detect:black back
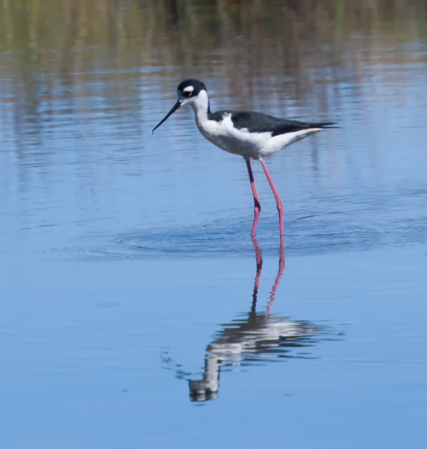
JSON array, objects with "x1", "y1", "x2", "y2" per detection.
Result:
[{"x1": 209, "y1": 110, "x2": 335, "y2": 136}]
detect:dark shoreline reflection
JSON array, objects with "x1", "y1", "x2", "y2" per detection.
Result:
[
  {"x1": 163, "y1": 239, "x2": 334, "y2": 403},
  {"x1": 2, "y1": 0, "x2": 427, "y2": 151}
]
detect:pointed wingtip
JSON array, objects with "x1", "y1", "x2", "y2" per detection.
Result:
[
  {"x1": 321, "y1": 122, "x2": 339, "y2": 129},
  {"x1": 310, "y1": 122, "x2": 339, "y2": 129}
]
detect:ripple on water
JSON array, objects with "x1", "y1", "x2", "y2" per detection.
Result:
[{"x1": 70, "y1": 189, "x2": 427, "y2": 260}]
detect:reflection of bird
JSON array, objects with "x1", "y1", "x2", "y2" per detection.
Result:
[
  {"x1": 152, "y1": 79, "x2": 336, "y2": 239},
  {"x1": 162, "y1": 239, "x2": 326, "y2": 403},
  {"x1": 189, "y1": 317, "x2": 317, "y2": 402}
]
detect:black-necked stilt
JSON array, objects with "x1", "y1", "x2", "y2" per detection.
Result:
[{"x1": 152, "y1": 79, "x2": 336, "y2": 240}]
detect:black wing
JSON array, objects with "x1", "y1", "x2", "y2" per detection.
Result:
[{"x1": 210, "y1": 110, "x2": 336, "y2": 136}]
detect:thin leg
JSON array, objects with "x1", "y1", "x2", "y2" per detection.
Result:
[
  {"x1": 259, "y1": 159, "x2": 284, "y2": 238},
  {"x1": 246, "y1": 159, "x2": 261, "y2": 236}
]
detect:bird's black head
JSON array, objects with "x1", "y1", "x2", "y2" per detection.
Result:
[
  {"x1": 152, "y1": 79, "x2": 208, "y2": 133},
  {"x1": 177, "y1": 79, "x2": 207, "y2": 99}
]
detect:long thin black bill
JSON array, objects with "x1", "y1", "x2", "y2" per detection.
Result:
[{"x1": 151, "y1": 101, "x2": 181, "y2": 134}]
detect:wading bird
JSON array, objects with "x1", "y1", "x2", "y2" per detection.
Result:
[{"x1": 152, "y1": 79, "x2": 336, "y2": 241}]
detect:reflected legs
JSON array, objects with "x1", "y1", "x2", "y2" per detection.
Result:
[
  {"x1": 250, "y1": 237, "x2": 285, "y2": 316},
  {"x1": 251, "y1": 236, "x2": 263, "y2": 313},
  {"x1": 266, "y1": 245, "x2": 285, "y2": 315}
]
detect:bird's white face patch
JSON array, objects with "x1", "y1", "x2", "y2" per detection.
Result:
[{"x1": 177, "y1": 85, "x2": 199, "y2": 105}]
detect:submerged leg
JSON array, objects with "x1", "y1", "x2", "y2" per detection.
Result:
[
  {"x1": 246, "y1": 159, "x2": 261, "y2": 236},
  {"x1": 259, "y1": 159, "x2": 284, "y2": 238}
]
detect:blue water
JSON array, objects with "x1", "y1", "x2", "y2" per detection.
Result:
[
  {"x1": 1, "y1": 13, "x2": 427, "y2": 449},
  {"x1": 1, "y1": 247, "x2": 426, "y2": 448}
]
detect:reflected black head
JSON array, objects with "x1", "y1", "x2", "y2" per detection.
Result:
[
  {"x1": 177, "y1": 79, "x2": 207, "y2": 98},
  {"x1": 189, "y1": 380, "x2": 218, "y2": 402}
]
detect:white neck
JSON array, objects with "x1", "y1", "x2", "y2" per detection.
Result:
[{"x1": 189, "y1": 90, "x2": 210, "y2": 126}]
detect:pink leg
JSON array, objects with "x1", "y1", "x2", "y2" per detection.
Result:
[
  {"x1": 259, "y1": 159, "x2": 284, "y2": 238},
  {"x1": 246, "y1": 160, "x2": 261, "y2": 236}
]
